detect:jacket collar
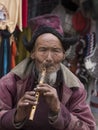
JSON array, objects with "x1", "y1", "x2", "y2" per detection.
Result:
[
  {"x1": 11, "y1": 57, "x2": 33, "y2": 79},
  {"x1": 11, "y1": 57, "x2": 82, "y2": 89},
  {"x1": 60, "y1": 63, "x2": 81, "y2": 88}
]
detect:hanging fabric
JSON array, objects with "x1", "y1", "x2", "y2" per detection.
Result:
[
  {"x1": 0, "y1": 37, "x2": 4, "y2": 78},
  {"x1": 0, "y1": 30, "x2": 11, "y2": 78},
  {"x1": 22, "y1": 0, "x2": 28, "y2": 28},
  {"x1": 0, "y1": 0, "x2": 22, "y2": 33},
  {"x1": 10, "y1": 35, "x2": 17, "y2": 68}
]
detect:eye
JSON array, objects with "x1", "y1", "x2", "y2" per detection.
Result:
[
  {"x1": 38, "y1": 47, "x2": 47, "y2": 52},
  {"x1": 52, "y1": 48, "x2": 62, "y2": 53}
]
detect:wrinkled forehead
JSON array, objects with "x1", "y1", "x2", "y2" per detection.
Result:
[{"x1": 34, "y1": 33, "x2": 63, "y2": 48}]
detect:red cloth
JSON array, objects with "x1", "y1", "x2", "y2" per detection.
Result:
[
  {"x1": 22, "y1": 0, "x2": 28, "y2": 28},
  {"x1": 72, "y1": 10, "x2": 91, "y2": 35},
  {"x1": 11, "y1": 41, "x2": 17, "y2": 68}
]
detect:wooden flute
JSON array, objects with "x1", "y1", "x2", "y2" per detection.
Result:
[{"x1": 29, "y1": 67, "x2": 46, "y2": 120}]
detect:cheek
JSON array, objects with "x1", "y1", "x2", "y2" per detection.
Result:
[
  {"x1": 53, "y1": 53, "x2": 64, "y2": 63},
  {"x1": 34, "y1": 52, "x2": 45, "y2": 62}
]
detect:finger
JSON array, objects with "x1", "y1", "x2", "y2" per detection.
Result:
[
  {"x1": 27, "y1": 100, "x2": 38, "y2": 106},
  {"x1": 36, "y1": 88, "x2": 49, "y2": 94},
  {"x1": 19, "y1": 99, "x2": 38, "y2": 107},
  {"x1": 38, "y1": 83, "x2": 51, "y2": 88},
  {"x1": 23, "y1": 91, "x2": 37, "y2": 101},
  {"x1": 36, "y1": 85, "x2": 53, "y2": 91},
  {"x1": 24, "y1": 94, "x2": 36, "y2": 101},
  {"x1": 18, "y1": 100, "x2": 30, "y2": 106},
  {"x1": 43, "y1": 91, "x2": 54, "y2": 96},
  {"x1": 25, "y1": 91, "x2": 36, "y2": 96}
]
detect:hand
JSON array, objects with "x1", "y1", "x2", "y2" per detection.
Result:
[
  {"x1": 35, "y1": 83, "x2": 60, "y2": 113},
  {"x1": 14, "y1": 91, "x2": 38, "y2": 122}
]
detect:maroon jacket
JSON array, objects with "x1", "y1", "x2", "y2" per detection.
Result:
[{"x1": 0, "y1": 58, "x2": 96, "y2": 130}]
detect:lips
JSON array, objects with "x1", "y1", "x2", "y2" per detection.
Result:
[
  {"x1": 41, "y1": 61, "x2": 59, "y2": 73},
  {"x1": 45, "y1": 63, "x2": 53, "y2": 68},
  {"x1": 42, "y1": 60, "x2": 53, "y2": 68}
]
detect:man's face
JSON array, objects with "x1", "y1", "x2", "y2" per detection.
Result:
[{"x1": 31, "y1": 33, "x2": 65, "y2": 73}]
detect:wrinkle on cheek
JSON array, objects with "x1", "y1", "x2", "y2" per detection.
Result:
[{"x1": 53, "y1": 55, "x2": 64, "y2": 62}]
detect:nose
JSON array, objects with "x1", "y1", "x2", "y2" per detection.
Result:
[{"x1": 45, "y1": 51, "x2": 53, "y2": 63}]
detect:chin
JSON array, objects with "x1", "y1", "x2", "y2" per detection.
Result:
[{"x1": 46, "y1": 66, "x2": 60, "y2": 74}]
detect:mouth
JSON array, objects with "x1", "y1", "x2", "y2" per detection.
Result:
[
  {"x1": 39, "y1": 60, "x2": 60, "y2": 74},
  {"x1": 42, "y1": 63, "x2": 59, "y2": 74},
  {"x1": 42, "y1": 60, "x2": 53, "y2": 68},
  {"x1": 45, "y1": 63, "x2": 53, "y2": 68}
]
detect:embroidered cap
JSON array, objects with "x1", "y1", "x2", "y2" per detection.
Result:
[{"x1": 23, "y1": 14, "x2": 78, "y2": 52}]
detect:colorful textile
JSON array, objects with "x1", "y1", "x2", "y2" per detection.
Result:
[
  {"x1": 72, "y1": 10, "x2": 91, "y2": 35},
  {"x1": 0, "y1": 30, "x2": 11, "y2": 77},
  {"x1": 11, "y1": 38, "x2": 17, "y2": 68},
  {"x1": 22, "y1": 0, "x2": 28, "y2": 28},
  {"x1": 0, "y1": 0, "x2": 22, "y2": 33}
]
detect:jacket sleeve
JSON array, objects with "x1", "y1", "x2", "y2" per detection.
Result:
[
  {"x1": 49, "y1": 87, "x2": 96, "y2": 130},
  {"x1": 0, "y1": 73, "x2": 18, "y2": 130}
]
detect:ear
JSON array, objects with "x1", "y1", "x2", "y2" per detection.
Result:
[
  {"x1": 63, "y1": 53, "x2": 66, "y2": 60},
  {"x1": 31, "y1": 52, "x2": 35, "y2": 59}
]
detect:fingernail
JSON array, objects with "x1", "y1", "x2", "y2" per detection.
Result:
[{"x1": 25, "y1": 102, "x2": 29, "y2": 105}]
